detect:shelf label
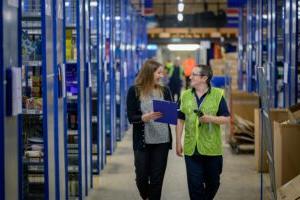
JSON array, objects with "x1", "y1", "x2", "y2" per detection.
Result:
[
  {"x1": 8, "y1": 0, "x2": 18, "y2": 7},
  {"x1": 58, "y1": 3, "x2": 63, "y2": 19},
  {"x1": 284, "y1": 62, "x2": 289, "y2": 83},
  {"x1": 46, "y1": 1, "x2": 51, "y2": 16}
]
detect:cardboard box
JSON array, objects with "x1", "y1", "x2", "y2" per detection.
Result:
[
  {"x1": 230, "y1": 90, "x2": 259, "y2": 122},
  {"x1": 254, "y1": 109, "x2": 289, "y2": 172},
  {"x1": 277, "y1": 174, "x2": 300, "y2": 200},
  {"x1": 288, "y1": 103, "x2": 300, "y2": 123},
  {"x1": 274, "y1": 121, "x2": 300, "y2": 188}
]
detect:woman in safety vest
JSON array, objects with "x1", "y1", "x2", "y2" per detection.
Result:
[
  {"x1": 176, "y1": 64, "x2": 230, "y2": 200},
  {"x1": 127, "y1": 59, "x2": 173, "y2": 200}
]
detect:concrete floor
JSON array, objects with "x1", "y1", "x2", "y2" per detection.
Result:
[{"x1": 87, "y1": 128, "x2": 264, "y2": 200}]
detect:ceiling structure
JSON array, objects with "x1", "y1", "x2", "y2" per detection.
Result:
[
  {"x1": 131, "y1": 0, "x2": 228, "y2": 15},
  {"x1": 130, "y1": 0, "x2": 238, "y2": 42}
]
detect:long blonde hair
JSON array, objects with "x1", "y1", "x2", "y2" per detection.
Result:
[{"x1": 135, "y1": 59, "x2": 163, "y2": 99}]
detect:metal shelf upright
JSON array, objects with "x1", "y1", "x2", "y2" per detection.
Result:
[
  {"x1": 99, "y1": 0, "x2": 106, "y2": 169},
  {"x1": 89, "y1": 0, "x2": 102, "y2": 177},
  {"x1": 289, "y1": 0, "x2": 300, "y2": 104},
  {"x1": 283, "y1": 0, "x2": 298, "y2": 107},
  {"x1": 246, "y1": 0, "x2": 258, "y2": 92},
  {"x1": 238, "y1": 6, "x2": 247, "y2": 91},
  {"x1": 115, "y1": 0, "x2": 122, "y2": 141},
  {"x1": 1, "y1": 0, "x2": 20, "y2": 199},
  {"x1": 83, "y1": 0, "x2": 92, "y2": 194},
  {"x1": 103, "y1": 0, "x2": 117, "y2": 155},
  {"x1": 63, "y1": 0, "x2": 87, "y2": 198},
  {"x1": 19, "y1": 0, "x2": 67, "y2": 199}
]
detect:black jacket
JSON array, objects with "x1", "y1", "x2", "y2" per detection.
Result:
[{"x1": 126, "y1": 85, "x2": 173, "y2": 151}]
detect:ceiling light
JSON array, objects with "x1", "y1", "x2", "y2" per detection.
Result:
[
  {"x1": 90, "y1": 1, "x2": 98, "y2": 7},
  {"x1": 167, "y1": 44, "x2": 200, "y2": 51},
  {"x1": 65, "y1": 2, "x2": 70, "y2": 7},
  {"x1": 178, "y1": 3, "x2": 184, "y2": 12},
  {"x1": 177, "y1": 13, "x2": 183, "y2": 22},
  {"x1": 147, "y1": 44, "x2": 158, "y2": 50}
]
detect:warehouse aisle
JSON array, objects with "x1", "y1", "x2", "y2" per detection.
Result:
[{"x1": 87, "y1": 127, "x2": 260, "y2": 200}]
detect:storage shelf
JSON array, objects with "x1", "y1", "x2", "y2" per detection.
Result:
[
  {"x1": 23, "y1": 60, "x2": 42, "y2": 67},
  {"x1": 23, "y1": 109, "x2": 43, "y2": 115},
  {"x1": 92, "y1": 116, "x2": 97, "y2": 123},
  {"x1": 68, "y1": 130, "x2": 78, "y2": 136}
]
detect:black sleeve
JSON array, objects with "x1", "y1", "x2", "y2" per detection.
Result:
[
  {"x1": 216, "y1": 96, "x2": 230, "y2": 117},
  {"x1": 177, "y1": 98, "x2": 186, "y2": 120},
  {"x1": 126, "y1": 86, "x2": 143, "y2": 124}
]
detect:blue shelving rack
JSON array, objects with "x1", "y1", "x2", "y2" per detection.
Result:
[
  {"x1": 63, "y1": 0, "x2": 87, "y2": 198},
  {"x1": 297, "y1": 0, "x2": 300, "y2": 103},
  {"x1": 53, "y1": 0, "x2": 67, "y2": 199},
  {"x1": 99, "y1": 0, "x2": 107, "y2": 169},
  {"x1": 283, "y1": 0, "x2": 299, "y2": 106},
  {"x1": 103, "y1": 0, "x2": 117, "y2": 155},
  {"x1": 288, "y1": 0, "x2": 300, "y2": 105},
  {"x1": 83, "y1": 0, "x2": 92, "y2": 194},
  {"x1": 115, "y1": 0, "x2": 122, "y2": 141},
  {"x1": 1, "y1": 0, "x2": 20, "y2": 199},
  {"x1": 89, "y1": 0, "x2": 102, "y2": 178},
  {"x1": 246, "y1": 0, "x2": 257, "y2": 92},
  {"x1": 19, "y1": 0, "x2": 67, "y2": 199},
  {"x1": 0, "y1": 0, "x2": 4, "y2": 197},
  {"x1": 119, "y1": 0, "x2": 128, "y2": 135}
]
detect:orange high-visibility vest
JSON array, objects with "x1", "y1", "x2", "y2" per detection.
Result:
[{"x1": 182, "y1": 58, "x2": 196, "y2": 77}]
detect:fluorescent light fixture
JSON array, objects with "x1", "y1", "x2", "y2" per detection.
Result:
[
  {"x1": 262, "y1": 14, "x2": 267, "y2": 19},
  {"x1": 178, "y1": 3, "x2": 184, "y2": 12},
  {"x1": 147, "y1": 44, "x2": 158, "y2": 50},
  {"x1": 167, "y1": 44, "x2": 200, "y2": 51},
  {"x1": 115, "y1": 16, "x2": 121, "y2": 20},
  {"x1": 90, "y1": 16, "x2": 94, "y2": 21},
  {"x1": 90, "y1": 1, "x2": 98, "y2": 7},
  {"x1": 177, "y1": 13, "x2": 183, "y2": 22},
  {"x1": 65, "y1": 1, "x2": 70, "y2": 7}
]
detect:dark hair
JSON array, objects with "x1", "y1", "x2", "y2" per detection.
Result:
[{"x1": 196, "y1": 64, "x2": 213, "y2": 89}]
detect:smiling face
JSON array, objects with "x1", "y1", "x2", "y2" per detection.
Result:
[
  {"x1": 153, "y1": 66, "x2": 164, "y2": 85},
  {"x1": 189, "y1": 67, "x2": 208, "y2": 88}
]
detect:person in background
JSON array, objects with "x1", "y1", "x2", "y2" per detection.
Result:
[
  {"x1": 126, "y1": 59, "x2": 173, "y2": 200},
  {"x1": 182, "y1": 55, "x2": 196, "y2": 89},
  {"x1": 168, "y1": 57, "x2": 184, "y2": 101},
  {"x1": 176, "y1": 64, "x2": 230, "y2": 200}
]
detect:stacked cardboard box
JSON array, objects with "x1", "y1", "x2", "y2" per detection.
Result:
[
  {"x1": 277, "y1": 174, "x2": 300, "y2": 200},
  {"x1": 254, "y1": 109, "x2": 289, "y2": 172},
  {"x1": 274, "y1": 103, "x2": 300, "y2": 188},
  {"x1": 274, "y1": 122, "x2": 300, "y2": 188},
  {"x1": 209, "y1": 59, "x2": 226, "y2": 76},
  {"x1": 209, "y1": 52, "x2": 238, "y2": 90},
  {"x1": 228, "y1": 90, "x2": 259, "y2": 148}
]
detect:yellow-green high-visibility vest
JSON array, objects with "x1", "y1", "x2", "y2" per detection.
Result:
[{"x1": 180, "y1": 87, "x2": 224, "y2": 156}]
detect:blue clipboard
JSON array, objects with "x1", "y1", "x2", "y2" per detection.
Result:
[{"x1": 153, "y1": 100, "x2": 177, "y2": 125}]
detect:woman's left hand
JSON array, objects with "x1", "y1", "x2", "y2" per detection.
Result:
[{"x1": 199, "y1": 115, "x2": 213, "y2": 123}]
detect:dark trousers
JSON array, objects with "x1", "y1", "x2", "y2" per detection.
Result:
[
  {"x1": 185, "y1": 153, "x2": 223, "y2": 200},
  {"x1": 134, "y1": 143, "x2": 169, "y2": 200}
]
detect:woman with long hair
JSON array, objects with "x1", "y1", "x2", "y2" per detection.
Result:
[{"x1": 126, "y1": 59, "x2": 173, "y2": 200}]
